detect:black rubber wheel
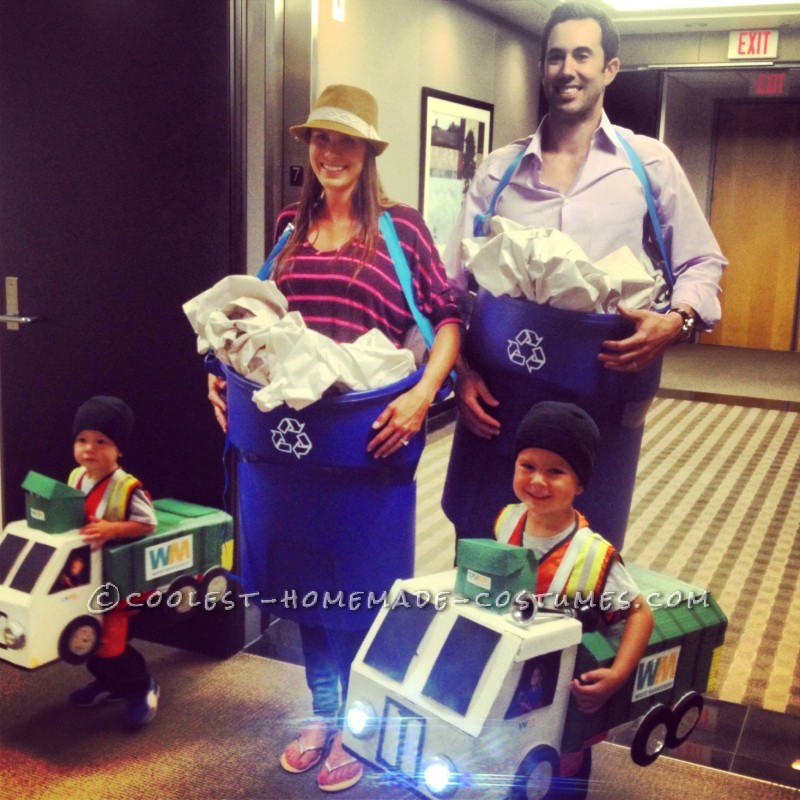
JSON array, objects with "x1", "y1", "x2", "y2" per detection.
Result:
[
  {"x1": 667, "y1": 692, "x2": 704, "y2": 748},
  {"x1": 58, "y1": 616, "x2": 102, "y2": 664},
  {"x1": 631, "y1": 704, "x2": 672, "y2": 767},
  {"x1": 510, "y1": 744, "x2": 560, "y2": 800},
  {"x1": 199, "y1": 566, "x2": 230, "y2": 609},
  {"x1": 162, "y1": 575, "x2": 201, "y2": 621}
]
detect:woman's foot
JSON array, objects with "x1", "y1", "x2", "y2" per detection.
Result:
[
  {"x1": 280, "y1": 718, "x2": 334, "y2": 774},
  {"x1": 317, "y1": 732, "x2": 364, "y2": 792}
]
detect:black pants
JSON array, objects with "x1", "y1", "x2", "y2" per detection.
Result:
[{"x1": 87, "y1": 645, "x2": 150, "y2": 697}]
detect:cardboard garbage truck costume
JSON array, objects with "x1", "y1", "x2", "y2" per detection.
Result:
[
  {"x1": 0, "y1": 472, "x2": 232, "y2": 669},
  {"x1": 342, "y1": 540, "x2": 726, "y2": 800}
]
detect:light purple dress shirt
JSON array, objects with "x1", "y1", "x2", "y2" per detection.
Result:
[{"x1": 443, "y1": 112, "x2": 727, "y2": 329}]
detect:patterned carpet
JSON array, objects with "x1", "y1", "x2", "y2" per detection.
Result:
[{"x1": 414, "y1": 398, "x2": 800, "y2": 716}]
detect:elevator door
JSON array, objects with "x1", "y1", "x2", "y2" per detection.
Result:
[
  {"x1": 0, "y1": 0, "x2": 235, "y2": 523},
  {"x1": 704, "y1": 101, "x2": 800, "y2": 351}
]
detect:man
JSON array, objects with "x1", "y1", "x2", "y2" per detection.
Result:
[{"x1": 442, "y1": 2, "x2": 726, "y2": 548}]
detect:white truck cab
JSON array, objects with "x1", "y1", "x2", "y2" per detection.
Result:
[
  {"x1": 342, "y1": 541, "x2": 726, "y2": 800},
  {"x1": 0, "y1": 493, "x2": 232, "y2": 670},
  {"x1": 0, "y1": 521, "x2": 102, "y2": 668},
  {"x1": 343, "y1": 569, "x2": 584, "y2": 800}
]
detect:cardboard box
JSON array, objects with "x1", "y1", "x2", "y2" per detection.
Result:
[
  {"x1": 22, "y1": 471, "x2": 85, "y2": 533},
  {"x1": 455, "y1": 538, "x2": 538, "y2": 611}
]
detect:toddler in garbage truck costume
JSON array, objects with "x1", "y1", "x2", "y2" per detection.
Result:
[
  {"x1": 495, "y1": 400, "x2": 654, "y2": 797},
  {"x1": 66, "y1": 395, "x2": 160, "y2": 729}
]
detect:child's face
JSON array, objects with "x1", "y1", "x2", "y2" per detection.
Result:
[
  {"x1": 73, "y1": 429, "x2": 121, "y2": 480},
  {"x1": 513, "y1": 447, "x2": 582, "y2": 521}
]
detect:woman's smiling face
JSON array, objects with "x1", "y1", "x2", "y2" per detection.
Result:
[{"x1": 308, "y1": 128, "x2": 367, "y2": 199}]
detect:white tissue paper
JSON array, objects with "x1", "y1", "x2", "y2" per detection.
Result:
[
  {"x1": 463, "y1": 216, "x2": 657, "y2": 313},
  {"x1": 182, "y1": 275, "x2": 416, "y2": 412}
]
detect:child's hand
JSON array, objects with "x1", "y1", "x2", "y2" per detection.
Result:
[
  {"x1": 570, "y1": 669, "x2": 624, "y2": 714},
  {"x1": 79, "y1": 516, "x2": 116, "y2": 550}
]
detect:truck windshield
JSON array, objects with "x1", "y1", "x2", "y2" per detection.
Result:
[
  {"x1": 423, "y1": 617, "x2": 501, "y2": 716},
  {"x1": 9, "y1": 542, "x2": 56, "y2": 594},
  {"x1": 363, "y1": 599, "x2": 437, "y2": 683},
  {"x1": 0, "y1": 534, "x2": 28, "y2": 584}
]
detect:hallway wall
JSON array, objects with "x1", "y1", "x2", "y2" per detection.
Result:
[{"x1": 315, "y1": 0, "x2": 540, "y2": 207}]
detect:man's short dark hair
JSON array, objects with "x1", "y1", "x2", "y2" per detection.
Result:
[{"x1": 540, "y1": 2, "x2": 620, "y2": 64}]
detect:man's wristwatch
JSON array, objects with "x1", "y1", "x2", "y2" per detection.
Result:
[{"x1": 669, "y1": 307, "x2": 696, "y2": 344}]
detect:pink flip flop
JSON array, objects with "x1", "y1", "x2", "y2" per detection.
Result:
[
  {"x1": 280, "y1": 722, "x2": 335, "y2": 774},
  {"x1": 317, "y1": 755, "x2": 364, "y2": 792}
]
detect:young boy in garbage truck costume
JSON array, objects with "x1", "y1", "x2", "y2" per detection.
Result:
[
  {"x1": 496, "y1": 400, "x2": 654, "y2": 797},
  {"x1": 67, "y1": 395, "x2": 160, "y2": 728}
]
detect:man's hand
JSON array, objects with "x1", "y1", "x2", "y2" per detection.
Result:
[
  {"x1": 455, "y1": 363, "x2": 501, "y2": 438},
  {"x1": 598, "y1": 305, "x2": 684, "y2": 372}
]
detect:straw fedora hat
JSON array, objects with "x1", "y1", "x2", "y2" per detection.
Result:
[{"x1": 290, "y1": 84, "x2": 389, "y2": 155}]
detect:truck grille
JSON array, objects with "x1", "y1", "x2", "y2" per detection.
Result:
[{"x1": 376, "y1": 698, "x2": 426, "y2": 781}]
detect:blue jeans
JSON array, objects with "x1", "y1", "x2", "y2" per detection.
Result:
[{"x1": 299, "y1": 624, "x2": 366, "y2": 721}]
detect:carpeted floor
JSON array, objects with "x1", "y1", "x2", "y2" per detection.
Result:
[
  {"x1": 3, "y1": 355, "x2": 798, "y2": 797},
  {"x1": 2, "y1": 640, "x2": 798, "y2": 800},
  {"x1": 414, "y1": 398, "x2": 800, "y2": 717}
]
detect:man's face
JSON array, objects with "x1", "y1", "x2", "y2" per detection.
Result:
[{"x1": 541, "y1": 18, "x2": 619, "y2": 123}]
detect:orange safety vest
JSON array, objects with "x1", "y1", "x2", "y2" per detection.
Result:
[
  {"x1": 68, "y1": 467, "x2": 150, "y2": 657},
  {"x1": 68, "y1": 467, "x2": 144, "y2": 523},
  {"x1": 494, "y1": 504, "x2": 620, "y2": 602}
]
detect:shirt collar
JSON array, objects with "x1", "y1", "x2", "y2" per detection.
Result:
[{"x1": 531, "y1": 110, "x2": 622, "y2": 160}]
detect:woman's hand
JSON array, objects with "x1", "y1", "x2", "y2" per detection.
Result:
[
  {"x1": 367, "y1": 382, "x2": 435, "y2": 459},
  {"x1": 367, "y1": 323, "x2": 459, "y2": 459},
  {"x1": 208, "y1": 374, "x2": 228, "y2": 433}
]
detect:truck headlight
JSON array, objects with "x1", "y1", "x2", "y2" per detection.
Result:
[
  {"x1": 2, "y1": 620, "x2": 26, "y2": 650},
  {"x1": 422, "y1": 755, "x2": 459, "y2": 798},
  {"x1": 345, "y1": 700, "x2": 377, "y2": 739}
]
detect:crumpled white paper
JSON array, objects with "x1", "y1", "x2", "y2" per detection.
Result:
[
  {"x1": 182, "y1": 276, "x2": 416, "y2": 412},
  {"x1": 463, "y1": 217, "x2": 658, "y2": 313}
]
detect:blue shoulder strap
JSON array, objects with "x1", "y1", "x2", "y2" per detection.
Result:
[
  {"x1": 257, "y1": 213, "x2": 436, "y2": 350},
  {"x1": 379, "y1": 211, "x2": 435, "y2": 349},
  {"x1": 256, "y1": 223, "x2": 294, "y2": 281},
  {"x1": 473, "y1": 143, "x2": 528, "y2": 237},
  {"x1": 614, "y1": 132, "x2": 675, "y2": 290}
]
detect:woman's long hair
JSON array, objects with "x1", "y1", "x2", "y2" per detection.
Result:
[{"x1": 272, "y1": 143, "x2": 394, "y2": 276}]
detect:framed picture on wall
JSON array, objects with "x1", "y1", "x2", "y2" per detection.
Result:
[{"x1": 419, "y1": 88, "x2": 493, "y2": 250}]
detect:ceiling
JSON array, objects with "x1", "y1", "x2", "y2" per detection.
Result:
[{"x1": 457, "y1": 0, "x2": 800, "y2": 36}]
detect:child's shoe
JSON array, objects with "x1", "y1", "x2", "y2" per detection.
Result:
[
  {"x1": 124, "y1": 677, "x2": 160, "y2": 728},
  {"x1": 69, "y1": 681, "x2": 125, "y2": 707}
]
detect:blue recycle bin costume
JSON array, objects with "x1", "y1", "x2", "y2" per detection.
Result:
[
  {"x1": 442, "y1": 291, "x2": 662, "y2": 551},
  {"x1": 444, "y1": 135, "x2": 671, "y2": 551},
  {"x1": 224, "y1": 363, "x2": 430, "y2": 631}
]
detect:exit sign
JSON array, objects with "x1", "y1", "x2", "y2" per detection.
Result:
[
  {"x1": 728, "y1": 30, "x2": 779, "y2": 59},
  {"x1": 751, "y1": 73, "x2": 787, "y2": 96}
]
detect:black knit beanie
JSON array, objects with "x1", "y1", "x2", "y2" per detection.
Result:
[
  {"x1": 513, "y1": 401, "x2": 600, "y2": 486},
  {"x1": 72, "y1": 396, "x2": 134, "y2": 452}
]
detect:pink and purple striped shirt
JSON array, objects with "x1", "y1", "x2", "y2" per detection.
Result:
[{"x1": 273, "y1": 203, "x2": 461, "y2": 347}]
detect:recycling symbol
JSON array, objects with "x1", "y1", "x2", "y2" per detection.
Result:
[
  {"x1": 508, "y1": 329, "x2": 546, "y2": 373},
  {"x1": 271, "y1": 418, "x2": 313, "y2": 459}
]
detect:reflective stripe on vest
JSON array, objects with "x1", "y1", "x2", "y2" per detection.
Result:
[
  {"x1": 493, "y1": 504, "x2": 617, "y2": 600},
  {"x1": 68, "y1": 467, "x2": 142, "y2": 522}
]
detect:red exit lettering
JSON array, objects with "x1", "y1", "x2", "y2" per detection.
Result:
[
  {"x1": 755, "y1": 73, "x2": 786, "y2": 96},
  {"x1": 738, "y1": 30, "x2": 772, "y2": 56}
]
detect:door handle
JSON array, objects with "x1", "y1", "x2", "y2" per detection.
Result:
[
  {"x1": 3, "y1": 277, "x2": 40, "y2": 331},
  {"x1": 0, "y1": 314, "x2": 39, "y2": 326}
]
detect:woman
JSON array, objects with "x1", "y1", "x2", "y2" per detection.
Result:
[{"x1": 209, "y1": 85, "x2": 460, "y2": 793}]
